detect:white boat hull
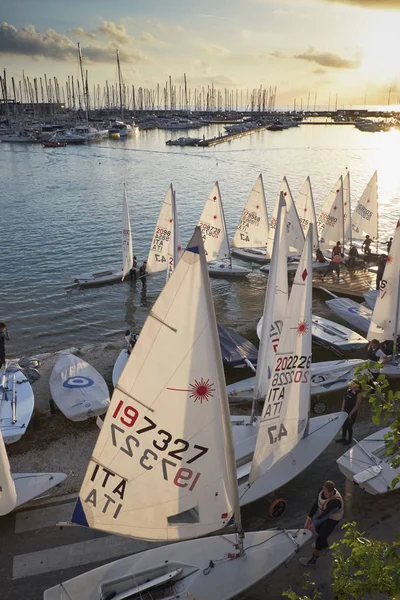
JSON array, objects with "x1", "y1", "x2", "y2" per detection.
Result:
[
  {"x1": 227, "y1": 358, "x2": 366, "y2": 402},
  {"x1": 0, "y1": 366, "x2": 34, "y2": 444},
  {"x1": 112, "y1": 349, "x2": 130, "y2": 387},
  {"x1": 337, "y1": 426, "x2": 400, "y2": 495},
  {"x1": 363, "y1": 290, "x2": 378, "y2": 310},
  {"x1": 208, "y1": 262, "x2": 250, "y2": 278},
  {"x1": 233, "y1": 412, "x2": 347, "y2": 505},
  {"x1": 14, "y1": 472, "x2": 67, "y2": 509},
  {"x1": 44, "y1": 528, "x2": 312, "y2": 600},
  {"x1": 231, "y1": 247, "x2": 268, "y2": 264},
  {"x1": 72, "y1": 269, "x2": 124, "y2": 286},
  {"x1": 260, "y1": 260, "x2": 326, "y2": 274}
]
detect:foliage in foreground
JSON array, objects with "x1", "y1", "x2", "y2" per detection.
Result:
[{"x1": 283, "y1": 522, "x2": 400, "y2": 600}]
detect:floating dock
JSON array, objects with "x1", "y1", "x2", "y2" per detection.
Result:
[
  {"x1": 312, "y1": 267, "x2": 376, "y2": 299},
  {"x1": 198, "y1": 125, "x2": 267, "y2": 147}
]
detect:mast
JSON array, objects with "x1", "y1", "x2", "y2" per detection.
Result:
[
  {"x1": 77, "y1": 43, "x2": 88, "y2": 123},
  {"x1": 116, "y1": 49, "x2": 123, "y2": 120},
  {"x1": 217, "y1": 182, "x2": 232, "y2": 267}
]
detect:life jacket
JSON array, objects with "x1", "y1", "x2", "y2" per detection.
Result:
[
  {"x1": 318, "y1": 488, "x2": 344, "y2": 521},
  {"x1": 332, "y1": 254, "x2": 343, "y2": 264},
  {"x1": 367, "y1": 346, "x2": 379, "y2": 362}
]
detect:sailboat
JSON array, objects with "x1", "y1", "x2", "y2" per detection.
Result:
[
  {"x1": 337, "y1": 219, "x2": 400, "y2": 494},
  {"x1": 296, "y1": 177, "x2": 318, "y2": 250},
  {"x1": 0, "y1": 429, "x2": 66, "y2": 516},
  {"x1": 259, "y1": 177, "x2": 308, "y2": 274},
  {"x1": 231, "y1": 214, "x2": 347, "y2": 508},
  {"x1": 147, "y1": 184, "x2": 181, "y2": 279},
  {"x1": 0, "y1": 361, "x2": 35, "y2": 444},
  {"x1": 348, "y1": 171, "x2": 379, "y2": 254},
  {"x1": 72, "y1": 185, "x2": 133, "y2": 286},
  {"x1": 317, "y1": 175, "x2": 345, "y2": 255},
  {"x1": 44, "y1": 228, "x2": 311, "y2": 600},
  {"x1": 198, "y1": 182, "x2": 251, "y2": 277},
  {"x1": 230, "y1": 174, "x2": 270, "y2": 263}
]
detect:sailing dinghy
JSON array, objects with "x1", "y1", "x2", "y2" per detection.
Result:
[
  {"x1": 147, "y1": 184, "x2": 182, "y2": 279},
  {"x1": 44, "y1": 227, "x2": 311, "y2": 600},
  {"x1": 231, "y1": 174, "x2": 269, "y2": 263},
  {"x1": 0, "y1": 362, "x2": 34, "y2": 444},
  {"x1": 231, "y1": 221, "x2": 347, "y2": 508},
  {"x1": 198, "y1": 182, "x2": 251, "y2": 277},
  {"x1": 348, "y1": 171, "x2": 379, "y2": 255},
  {"x1": 0, "y1": 429, "x2": 66, "y2": 516},
  {"x1": 50, "y1": 353, "x2": 110, "y2": 421},
  {"x1": 72, "y1": 185, "x2": 133, "y2": 286}
]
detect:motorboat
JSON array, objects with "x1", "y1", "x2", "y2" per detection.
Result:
[{"x1": 108, "y1": 121, "x2": 135, "y2": 138}]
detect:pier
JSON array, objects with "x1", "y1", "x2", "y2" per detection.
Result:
[
  {"x1": 197, "y1": 125, "x2": 267, "y2": 147},
  {"x1": 312, "y1": 267, "x2": 376, "y2": 299}
]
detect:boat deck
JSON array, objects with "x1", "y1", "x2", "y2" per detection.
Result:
[{"x1": 312, "y1": 267, "x2": 376, "y2": 299}]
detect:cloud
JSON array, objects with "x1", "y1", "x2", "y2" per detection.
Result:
[
  {"x1": 97, "y1": 21, "x2": 131, "y2": 45},
  {"x1": 323, "y1": 0, "x2": 400, "y2": 9},
  {"x1": 202, "y1": 44, "x2": 230, "y2": 56},
  {"x1": 71, "y1": 27, "x2": 96, "y2": 40},
  {"x1": 313, "y1": 68, "x2": 327, "y2": 75},
  {"x1": 0, "y1": 21, "x2": 145, "y2": 64},
  {"x1": 294, "y1": 46, "x2": 361, "y2": 68}
]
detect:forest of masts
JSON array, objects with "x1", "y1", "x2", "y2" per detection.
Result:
[{"x1": 0, "y1": 68, "x2": 278, "y2": 114}]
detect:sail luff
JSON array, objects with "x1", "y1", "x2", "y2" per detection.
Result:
[
  {"x1": 198, "y1": 182, "x2": 230, "y2": 262},
  {"x1": 296, "y1": 177, "x2": 318, "y2": 250},
  {"x1": 266, "y1": 177, "x2": 304, "y2": 259},
  {"x1": 147, "y1": 185, "x2": 174, "y2": 273},
  {"x1": 343, "y1": 172, "x2": 352, "y2": 246},
  {"x1": 317, "y1": 176, "x2": 344, "y2": 251},
  {"x1": 166, "y1": 189, "x2": 181, "y2": 281},
  {"x1": 121, "y1": 184, "x2": 133, "y2": 281}
]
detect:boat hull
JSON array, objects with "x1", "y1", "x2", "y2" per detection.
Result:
[
  {"x1": 14, "y1": 472, "x2": 67, "y2": 509},
  {"x1": 0, "y1": 366, "x2": 35, "y2": 444},
  {"x1": 231, "y1": 247, "x2": 268, "y2": 264},
  {"x1": 44, "y1": 529, "x2": 311, "y2": 600},
  {"x1": 208, "y1": 262, "x2": 250, "y2": 278},
  {"x1": 72, "y1": 269, "x2": 124, "y2": 286},
  {"x1": 260, "y1": 260, "x2": 327, "y2": 274},
  {"x1": 337, "y1": 426, "x2": 400, "y2": 495}
]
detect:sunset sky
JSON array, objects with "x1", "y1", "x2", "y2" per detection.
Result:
[{"x1": 1, "y1": 0, "x2": 400, "y2": 107}]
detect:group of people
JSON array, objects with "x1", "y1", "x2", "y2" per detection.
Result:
[{"x1": 129, "y1": 256, "x2": 148, "y2": 287}]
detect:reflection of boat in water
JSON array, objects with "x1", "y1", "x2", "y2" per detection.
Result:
[
  {"x1": 166, "y1": 136, "x2": 201, "y2": 146},
  {"x1": 108, "y1": 121, "x2": 136, "y2": 138}
]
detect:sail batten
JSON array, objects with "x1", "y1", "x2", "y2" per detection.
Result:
[{"x1": 72, "y1": 228, "x2": 238, "y2": 542}]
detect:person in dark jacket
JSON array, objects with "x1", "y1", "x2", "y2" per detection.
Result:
[
  {"x1": 336, "y1": 380, "x2": 362, "y2": 445},
  {"x1": 139, "y1": 260, "x2": 148, "y2": 287},
  {"x1": 367, "y1": 338, "x2": 388, "y2": 379},
  {"x1": 375, "y1": 254, "x2": 387, "y2": 290},
  {"x1": 0, "y1": 322, "x2": 10, "y2": 370},
  {"x1": 299, "y1": 480, "x2": 344, "y2": 566},
  {"x1": 130, "y1": 256, "x2": 138, "y2": 282}
]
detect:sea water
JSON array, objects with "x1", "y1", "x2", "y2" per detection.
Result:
[{"x1": 1, "y1": 123, "x2": 399, "y2": 356}]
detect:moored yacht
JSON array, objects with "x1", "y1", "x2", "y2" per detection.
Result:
[
  {"x1": 69, "y1": 125, "x2": 109, "y2": 141},
  {"x1": 108, "y1": 120, "x2": 136, "y2": 138}
]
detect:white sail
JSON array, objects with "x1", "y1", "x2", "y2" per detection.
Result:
[
  {"x1": 367, "y1": 219, "x2": 400, "y2": 343},
  {"x1": 343, "y1": 172, "x2": 352, "y2": 244},
  {"x1": 317, "y1": 176, "x2": 344, "y2": 252},
  {"x1": 351, "y1": 171, "x2": 378, "y2": 242},
  {"x1": 254, "y1": 194, "x2": 288, "y2": 400},
  {"x1": 249, "y1": 227, "x2": 313, "y2": 483},
  {"x1": 121, "y1": 185, "x2": 133, "y2": 280},
  {"x1": 147, "y1": 185, "x2": 174, "y2": 273},
  {"x1": 0, "y1": 430, "x2": 17, "y2": 515},
  {"x1": 296, "y1": 177, "x2": 318, "y2": 250},
  {"x1": 198, "y1": 182, "x2": 230, "y2": 262},
  {"x1": 166, "y1": 190, "x2": 182, "y2": 281},
  {"x1": 232, "y1": 174, "x2": 269, "y2": 249},
  {"x1": 266, "y1": 177, "x2": 304, "y2": 258},
  {"x1": 72, "y1": 228, "x2": 239, "y2": 542}
]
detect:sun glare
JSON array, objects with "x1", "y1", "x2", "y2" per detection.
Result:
[{"x1": 358, "y1": 10, "x2": 400, "y2": 81}]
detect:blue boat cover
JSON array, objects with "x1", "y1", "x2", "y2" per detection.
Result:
[{"x1": 217, "y1": 324, "x2": 258, "y2": 368}]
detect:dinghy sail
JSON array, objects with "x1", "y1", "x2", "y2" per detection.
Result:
[
  {"x1": 317, "y1": 176, "x2": 344, "y2": 252},
  {"x1": 296, "y1": 177, "x2": 318, "y2": 249},
  {"x1": 121, "y1": 184, "x2": 133, "y2": 280},
  {"x1": 367, "y1": 218, "x2": 400, "y2": 345},
  {"x1": 350, "y1": 171, "x2": 378, "y2": 247},
  {"x1": 249, "y1": 228, "x2": 312, "y2": 482},
  {"x1": 147, "y1": 184, "x2": 176, "y2": 274},
  {"x1": 266, "y1": 177, "x2": 304, "y2": 258},
  {"x1": 343, "y1": 171, "x2": 352, "y2": 246},
  {"x1": 232, "y1": 174, "x2": 269, "y2": 250},
  {"x1": 72, "y1": 227, "x2": 241, "y2": 541}
]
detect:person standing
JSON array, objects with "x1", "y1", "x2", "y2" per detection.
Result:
[
  {"x1": 321, "y1": 253, "x2": 343, "y2": 281},
  {"x1": 367, "y1": 338, "x2": 388, "y2": 379},
  {"x1": 362, "y1": 234, "x2": 372, "y2": 258},
  {"x1": 347, "y1": 245, "x2": 359, "y2": 270},
  {"x1": 375, "y1": 254, "x2": 387, "y2": 290},
  {"x1": 139, "y1": 260, "x2": 148, "y2": 287},
  {"x1": 331, "y1": 241, "x2": 342, "y2": 258},
  {"x1": 299, "y1": 480, "x2": 344, "y2": 566},
  {"x1": 0, "y1": 322, "x2": 10, "y2": 370},
  {"x1": 386, "y1": 237, "x2": 393, "y2": 254},
  {"x1": 336, "y1": 380, "x2": 362, "y2": 445},
  {"x1": 130, "y1": 255, "x2": 138, "y2": 282}
]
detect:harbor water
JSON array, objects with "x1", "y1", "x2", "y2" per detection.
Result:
[{"x1": 1, "y1": 123, "x2": 400, "y2": 357}]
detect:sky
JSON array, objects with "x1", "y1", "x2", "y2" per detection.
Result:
[{"x1": 1, "y1": 0, "x2": 400, "y2": 108}]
